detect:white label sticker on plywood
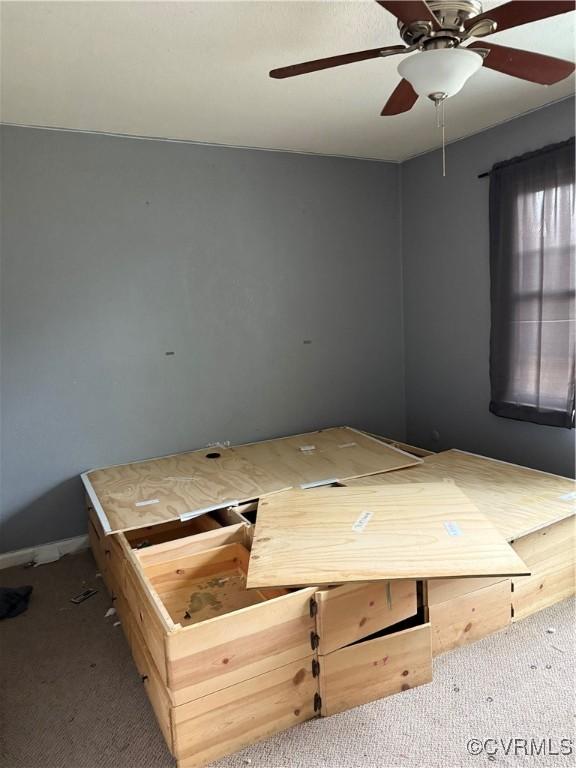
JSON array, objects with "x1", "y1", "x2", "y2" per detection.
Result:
[
  {"x1": 352, "y1": 511, "x2": 373, "y2": 532},
  {"x1": 135, "y1": 499, "x2": 160, "y2": 507},
  {"x1": 443, "y1": 521, "x2": 462, "y2": 537}
]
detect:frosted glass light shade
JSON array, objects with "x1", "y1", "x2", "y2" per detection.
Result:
[{"x1": 398, "y1": 48, "x2": 483, "y2": 99}]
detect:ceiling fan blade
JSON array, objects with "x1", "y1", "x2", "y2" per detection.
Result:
[
  {"x1": 376, "y1": 1, "x2": 440, "y2": 29},
  {"x1": 468, "y1": 41, "x2": 575, "y2": 85},
  {"x1": 464, "y1": 1, "x2": 575, "y2": 34},
  {"x1": 381, "y1": 79, "x2": 419, "y2": 116},
  {"x1": 269, "y1": 45, "x2": 407, "y2": 79}
]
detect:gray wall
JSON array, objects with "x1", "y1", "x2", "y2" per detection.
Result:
[
  {"x1": 2, "y1": 100, "x2": 575, "y2": 553},
  {"x1": 0, "y1": 126, "x2": 405, "y2": 552},
  {"x1": 401, "y1": 97, "x2": 575, "y2": 477}
]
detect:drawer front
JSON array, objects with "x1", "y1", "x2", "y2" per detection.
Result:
[
  {"x1": 104, "y1": 532, "x2": 127, "y2": 596},
  {"x1": 88, "y1": 506, "x2": 126, "y2": 596},
  {"x1": 129, "y1": 606, "x2": 175, "y2": 754},
  {"x1": 134, "y1": 523, "x2": 249, "y2": 568},
  {"x1": 122, "y1": 530, "x2": 317, "y2": 706},
  {"x1": 111, "y1": 584, "x2": 133, "y2": 649},
  {"x1": 319, "y1": 623, "x2": 432, "y2": 717},
  {"x1": 512, "y1": 565, "x2": 575, "y2": 621},
  {"x1": 316, "y1": 580, "x2": 418, "y2": 655},
  {"x1": 511, "y1": 517, "x2": 575, "y2": 621},
  {"x1": 123, "y1": 555, "x2": 171, "y2": 686},
  {"x1": 88, "y1": 515, "x2": 112, "y2": 591},
  {"x1": 512, "y1": 516, "x2": 575, "y2": 570},
  {"x1": 165, "y1": 587, "x2": 316, "y2": 705},
  {"x1": 429, "y1": 579, "x2": 511, "y2": 656},
  {"x1": 171, "y1": 657, "x2": 317, "y2": 765}
]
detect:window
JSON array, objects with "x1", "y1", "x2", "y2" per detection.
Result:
[{"x1": 489, "y1": 138, "x2": 575, "y2": 428}]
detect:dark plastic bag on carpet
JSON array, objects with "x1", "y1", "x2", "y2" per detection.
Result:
[{"x1": 0, "y1": 585, "x2": 33, "y2": 619}]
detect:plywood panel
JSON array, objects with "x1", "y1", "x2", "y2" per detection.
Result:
[
  {"x1": 346, "y1": 449, "x2": 575, "y2": 541},
  {"x1": 234, "y1": 427, "x2": 421, "y2": 488},
  {"x1": 319, "y1": 623, "x2": 432, "y2": 716},
  {"x1": 171, "y1": 657, "x2": 317, "y2": 764},
  {"x1": 84, "y1": 447, "x2": 290, "y2": 535},
  {"x1": 83, "y1": 427, "x2": 419, "y2": 536},
  {"x1": 247, "y1": 484, "x2": 530, "y2": 589},
  {"x1": 429, "y1": 580, "x2": 512, "y2": 656},
  {"x1": 316, "y1": 580, "x2": 417, "y2": 655}
]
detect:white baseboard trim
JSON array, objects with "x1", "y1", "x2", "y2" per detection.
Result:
[{"x1": 0, "y1": 534, "x2": 90, "y2": 570}]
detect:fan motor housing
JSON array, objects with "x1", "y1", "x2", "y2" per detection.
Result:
[{"x1": 399, "y1": 0, "x2": 483, "y2": 45}]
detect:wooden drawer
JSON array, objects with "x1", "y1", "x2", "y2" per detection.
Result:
[
  {"x1": 121, "y1": 523, "x2": 317, "y2": 705},
  {"x1": 511, "y1": 516, "x2": 575, "y2": 620},
  {"x1": 88, "y1": 512, "x2": 112, "y2": 591},
  {"x1": 125, "y1": 596, "x2": 175, "y2": 752},
  {"x1": 172, "y1": 657, "x2": 317, "y2": 767},
  {"x1": 315, "y1": 579, "x2": 418, "y2": 655},
  {"x1": 318, "y1": 620, "x2": 432, "y2": 717},
  {"x1": 117, "y1": 576, "x2": 317, "y2": 767},
  {"x1": 511, "y1": 516, "x2": 574, "y2": 566},
  {"x1": 512, "y1": 566, "x2": 575, "y2": 621},
  {"x1": 429, "y1": 579, "x2": 511, "y2": 656},
  {"x1": 87, "y1": 497, "x2": 248, "y2": 607}
]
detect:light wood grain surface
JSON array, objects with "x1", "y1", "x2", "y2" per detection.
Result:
[
  {"x1": 511, "y1": 516, "x2": 575, "y2": 620},
  {"x1": 246, "y1": 484, "x2": 530, "y2": 588},
  {"x1": 165, "y1": 585, "x2": 317, "y2": 705},
  {"x1": 84, "y1": 427, "x2": 419, "y2": 535},
  {"x1": 429, "y1": 579, "x2": 512, "y2": 656},
  {"x1": 427, "y1": 575, "x2": 506, "y2": 606},
  {"x1": 234, "y1": 427, "x2": 421, "y2": 488},
  {"x1": 172, "y1": 656, "x2": 317, "y2": 765},
  {"x1": 86, "y1": 448, "x2": 289, "y2": 535},
  {"x1": 360, "y1": 430, "x2": 435, "y2": 457},
  {"x1": 345, "y1": 449, "x2": 575, "y2": 541},
  {"x1": 319, "y1": 623, "x2": 432, "y2": 716},
  {"x1": 316, "y1": 579, "x2": 417, "y2": 655}
]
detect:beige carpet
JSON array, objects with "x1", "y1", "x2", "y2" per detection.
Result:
[{"x1": 1, "y1": 550, "x2": 574, "y2": 768}]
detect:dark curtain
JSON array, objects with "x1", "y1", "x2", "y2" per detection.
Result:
[{"x1": 489, "y1": 138, "x2": 575, "y2": 428}]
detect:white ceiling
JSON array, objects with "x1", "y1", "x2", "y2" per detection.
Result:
[{"x1": 1, "y1": 0, "x2": 574, "y2": 161}]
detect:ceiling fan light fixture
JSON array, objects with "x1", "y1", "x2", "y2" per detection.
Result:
[{"x1": 398, "y1": 48, "x2": 483, "y2": 99}]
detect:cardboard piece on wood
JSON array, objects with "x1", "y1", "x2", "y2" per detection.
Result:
[{"x1": 246, "y1": 483, "x2": 530, "y2": 589}]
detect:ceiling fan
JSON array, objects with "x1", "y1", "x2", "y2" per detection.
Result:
[{"x1": 269, "y1": 1, "x2": 576, "y2": 116}]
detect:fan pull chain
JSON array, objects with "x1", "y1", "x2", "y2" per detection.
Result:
[
  {"x1": 441, "y1": 98, "x2": 446, "y2": 178},
  {"x1": 433, "y1": 95, "x2": 447, "y2": 177}
]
